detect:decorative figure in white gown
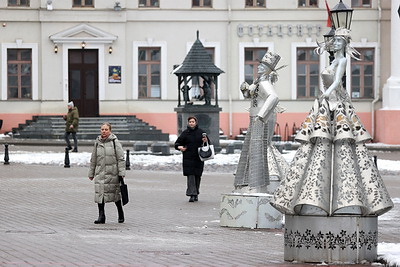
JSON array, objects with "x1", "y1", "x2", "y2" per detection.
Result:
[
  {"x1": 234, "y1": 51, "x2": 288, "y2": 194},
  {"x1": 271, "y1": 29, "x2": 393, "y2": 216}
]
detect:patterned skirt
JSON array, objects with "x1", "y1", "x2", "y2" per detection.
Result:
[
  {"x1": 271, "y1": 99, "x2": 393, "y2": 216},
  {"x1": 234, "y1": 115, "x2": 288, "y2": 192}
]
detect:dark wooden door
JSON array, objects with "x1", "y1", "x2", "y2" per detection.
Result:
[{"x1": 68, "y1": 49, "x2": 99, "y2": 117}]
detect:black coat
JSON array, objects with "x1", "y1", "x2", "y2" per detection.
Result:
[{"x1": 175, "y1": 125, "x2": 208, "y2": 176}]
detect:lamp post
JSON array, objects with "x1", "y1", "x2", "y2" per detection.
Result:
[
  {"x1": 329, "y1": 0, "x2": 353, "y2": 30},
  {"x1": 326, "y1": 0, "x2": 354, "y2": 88},
  {"x1": 324, "y1": 0, "x2": 354, "y2": 60},
  {"x1": 323, "y1": 26, "x2": 335, "y2": 64}
]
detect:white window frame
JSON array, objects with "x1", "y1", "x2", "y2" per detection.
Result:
[
  {"x1": 133, "y1": 40, "x2": 167, "y2": 100},
  {"x1": 291, "y1": 39, "x2": 326, "y2": 99},
  {"x1": 1, "y1": 41, "x2": 38, "y2": 100},
  {"x1": 349, "y1": 40, "x2": 378, "y2": 99},
  {"x1": 239, "y1": 41, "x2": 274, "y2": 99}
]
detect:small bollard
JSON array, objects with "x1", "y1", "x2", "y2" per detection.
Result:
[
  {"x1": 4, "y1": 144, "x2": 10, "y2": 165},
  {"x1": 125, "y1": 149, "x2": 131, "y2": 170},
  {"x1": 373, "y1": 155, "x2": 377, "y2": 168},
  {"x1": 64, "y1": 147, "x2": 70, "y2": 168},
  {"x1": 226, "y1": 143, "x2": 235, "y2": 154}
]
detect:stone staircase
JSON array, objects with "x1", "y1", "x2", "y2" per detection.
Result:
[{"x1": 11, "y1": 115, "x2": 169, "y2": 141}]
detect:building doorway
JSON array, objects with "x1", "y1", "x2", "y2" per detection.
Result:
[{"x1": 68, "y1": 49, "x2": 99, "y2": 117}]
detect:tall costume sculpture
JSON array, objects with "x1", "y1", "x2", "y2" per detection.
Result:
[
  {"x1": 220, "y1": 51, "x2": 287, "y2": 229},
  {"x1": 234, "y1": 51, "x2": 288, "y2": 194},
  {"x1": 271, "y1": 28, "x2": 393, "y2": 263}
]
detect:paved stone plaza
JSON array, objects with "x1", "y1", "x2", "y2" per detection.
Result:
[{"x1": 0, "y1": 147, "x2": 399, "y2": 266}]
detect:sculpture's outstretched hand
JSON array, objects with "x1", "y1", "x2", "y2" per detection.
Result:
[
  {"x1": 240, "y1": 81, "x2": 249, "y2": 92},
  {"x1": 240, "y1": 82, "x2": 251, "y2": 98}
]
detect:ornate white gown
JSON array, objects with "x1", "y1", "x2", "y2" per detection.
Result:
[{"x1": 271, "y1": 69, "x2": 393, "y2": 216}]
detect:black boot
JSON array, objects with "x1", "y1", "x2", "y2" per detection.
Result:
[
  {"x1": 115, "y1": 200, "x2": 124, "y2": 223},
  {"x1": 94, "y1": 203, "x2": 105, "y2": 224}
]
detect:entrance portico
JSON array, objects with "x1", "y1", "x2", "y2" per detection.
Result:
[{"x1": 49, "y1": 23, "x2": 117, "y2": 117}]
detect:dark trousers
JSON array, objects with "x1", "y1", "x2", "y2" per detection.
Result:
[
  {"x1": 64, "y1": 132, "x2": 77, "y2": 149},
  {"x1": 186, "y1": 175, "x2": 201, "y2": 196}
]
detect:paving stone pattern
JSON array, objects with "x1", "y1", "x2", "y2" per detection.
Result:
[{"x1": 0, "y1": 163, "x2": 399, "y2": 266}]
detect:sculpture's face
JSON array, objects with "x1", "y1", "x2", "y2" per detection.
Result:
[
  {"x1": 257, "y1": 63, "x2": 271, "y2": 75},
  {"x1": 332, "y1": 37, "x2": 346, "y2": 51}
]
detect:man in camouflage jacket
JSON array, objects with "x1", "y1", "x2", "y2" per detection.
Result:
[{"x1": 63, "y1": 101, "x2": 79, "y2": 152}]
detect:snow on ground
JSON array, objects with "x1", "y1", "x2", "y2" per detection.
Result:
[{"x1": 0, "y1": 148, "x2": 399, "y2": 174}]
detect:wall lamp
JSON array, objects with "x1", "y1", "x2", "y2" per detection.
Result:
[
  {"x1": 109, "y1": 46, "x2": 113, "y2": 54},
  {"x1": 81, "y1": 41, "x2": 86, "y2": 49},
  {"x1": 54, "y1": 44, "x2": 58, "y2": 54},
  {"x1": 114, "y1": 1, "x2": 122, "y2": 11},
  {"x1": 47, "y1": 0, "x2": 53, "y2": 10}
]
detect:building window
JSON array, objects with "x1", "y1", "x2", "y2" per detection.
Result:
[
  {"x1": 7, "y1": 49, "x2": 32, "y2": 99},
  {"x1": 139, "y1": 0, "x2": 159, "y2": 7},
  {"x1": 138, "y1": 47, "x2": 161, "y2": 99},
  {"x1": 351, "y1": 48, "x2": 374, "y2": 99},
  {"x1": 298, "y1": 0, "x2": 318, "y2": 7},
  {"x1": 73, "y1": 0, "x2": 94, "y2": 7},
  {"x1": 245, "y1": 0, "x2": 266, "y2": 8},
  {"x1": 192, "y1": 0, "x2": 212, "y2": 8},
  {"x1": 297, "y1": 47, "x2": 319, "y2": 99},
  {"x1": 8, "y1": 0, "x2": 29, "y2": 6},
  {"x1": 244, "y1": 48, "x2": 268, "y2": 85},
  {"x1": 351, "y1": 0, "x2": 371, "y2": 8}
]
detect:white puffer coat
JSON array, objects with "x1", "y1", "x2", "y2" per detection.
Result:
[{"x1": 88, "y1": 133, "x2": 126, "y2": 203}]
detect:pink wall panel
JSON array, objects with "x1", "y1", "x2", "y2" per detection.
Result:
[{"x1": 375, "y1": 110, "x2": 400, "y2": 144}]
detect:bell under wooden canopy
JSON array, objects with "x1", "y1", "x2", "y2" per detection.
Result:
[{"x1": 173, "y1": 31, "x2": 224, "y2": 76}]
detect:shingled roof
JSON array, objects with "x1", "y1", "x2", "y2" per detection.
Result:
[{"x1": 173, "y1": 32, "x2": 224, "y2": 75}]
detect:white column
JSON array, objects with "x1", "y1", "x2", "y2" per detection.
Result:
[{"x1": 382, "y1": 0, "x2": 400, "y2": 110}]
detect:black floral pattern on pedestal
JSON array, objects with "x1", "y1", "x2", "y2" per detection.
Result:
[{"x1": 284, "y1": 228, "x2": 377, "y2": 251}]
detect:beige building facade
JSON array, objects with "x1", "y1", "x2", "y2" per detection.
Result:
[{"x1": 0, "y1": 0, "x2": 398, "y2": 144}]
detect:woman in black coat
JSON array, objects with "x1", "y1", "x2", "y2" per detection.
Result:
[{"x1": 175, "y1": 116, "x2": 209, "y2": 202}]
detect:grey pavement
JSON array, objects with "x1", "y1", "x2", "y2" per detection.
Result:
[{"x1": 0, "y1": 146, "x2": 399, "y2": 266}]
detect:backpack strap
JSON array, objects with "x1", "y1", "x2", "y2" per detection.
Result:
[{"x1": 113, "y1": 139, "x2": 119, "y2": 171}]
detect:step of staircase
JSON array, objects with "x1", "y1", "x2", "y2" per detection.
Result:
[{"x1": 11, "y1": 115, "x2": 170, "y2": 141}]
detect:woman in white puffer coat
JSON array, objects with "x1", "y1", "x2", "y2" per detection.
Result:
[{"x1": 88, "y1": 122, "x2": 126, "y2": 224}]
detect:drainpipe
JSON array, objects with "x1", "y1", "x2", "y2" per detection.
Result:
[
  {"x1": 227, "y1": 2, "x2": 233, "y2": 138},
  {"x1": 371, "y1": 0, "x2": 382, "y2": 141}
]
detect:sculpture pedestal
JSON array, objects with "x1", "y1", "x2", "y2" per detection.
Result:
[
  {"x1": 284, "y1": 215, "x2": 378, "y2": 264},
  {"x1": 219, "y1": 193, "x2": 283, "y2": 229}
]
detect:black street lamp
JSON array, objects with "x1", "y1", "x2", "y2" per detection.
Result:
[
  {"x1": 324, "y1": 0, "x2": 353, "y2": 87},
  {"x1": 323, "y1": 26, "x2": 336, "y2": 63},
  {"x1": 329, "y1": 0, "x2": 353, "y2": 30}
]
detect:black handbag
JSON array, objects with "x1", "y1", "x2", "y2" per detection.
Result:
[
  {"x1": 198, "y1": 141, "x2": 215, "y2": 161},
  {"x1": 114, "y1": 140, "x2": 129, "y2": 206},
  {"x1": 119, "y1": 176, "x2": 129, "y2": 206}
]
